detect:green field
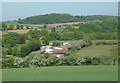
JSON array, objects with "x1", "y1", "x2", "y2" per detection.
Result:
[
  {"x1": 2, "y1": 66, "x2": 118, "y2": 81},
  {"x1": 72, "y1": 45, "x2": 115, "y2": 57},
  {"x1": 2, "y1": 21, "x2": 19, "y2": 25}
]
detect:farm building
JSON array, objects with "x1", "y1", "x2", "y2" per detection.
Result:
[{"x1": 40, "y1": 46, "x2": 65, "y2": 57}]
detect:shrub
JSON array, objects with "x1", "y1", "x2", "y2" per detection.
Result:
[
  {"x1": 2, "y1": 58, "x2": 15, "y2": 68},
  {"x1": 94, "y1": 40, "x2": 118, "y2": 45},
  {"x1": 43, "y1": 53, "x2": 50, "y2": 59}
]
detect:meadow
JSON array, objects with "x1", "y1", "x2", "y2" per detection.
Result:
[
  {"x1": 2, "y1": 66, "x2": 118, "y2": 81},
  {"x1": 71, "y1": 45, "x2": 116, "y2": 57}
]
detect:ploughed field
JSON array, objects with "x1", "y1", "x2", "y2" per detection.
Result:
[{"x1": 2, "y1": 66, "x2": 118, "y2": 81}]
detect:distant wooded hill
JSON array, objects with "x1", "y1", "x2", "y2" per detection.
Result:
[{"x1": 17, "y1": 13, "x2": 118, "y2": 24}]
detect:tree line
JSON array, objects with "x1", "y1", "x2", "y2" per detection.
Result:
[{"x1": 17, "y1": 13, "x2": 117, "y2": 24}]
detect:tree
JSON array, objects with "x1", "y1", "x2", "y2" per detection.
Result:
[
  {"x1": 13, "y1": 41, "x2": 40, "y2": 57},
  {"x1": 50, "y1": 32, "x2": 60, "y2": 40},
  {"x1": 2, "y1": 47, "x2": 8, "y2": 58},
  {"x1": 2, "y1": 32, "x2": 19, "y2": 47},
  {"x1": 4, "y1": 45, "x2": 12, "y2": 55},
  {"x1": 19, "y1": 36, "x2": 26, "y2": 44},
  {"x1": 8, "y1": 25, "x2": 13, "y2": 30},
  {"x1": 39, "y1": 37, "x2": 49, "y2": 45},
  {"x1": 51, "y1": 27, "x2": 56, "y2": 32},
  {"x1": 2, "y1": 23, "x2": 7, "y2": 31},
  {"x1": 26, "y1": 26, "x2": 29, "y2": 29},
  {"x1": 27, "y1": 29, "x2": 41, "y2": 40},
  {"x1": 43, "y1": 24, "x2": 47, "y2": 28},
  {"x1": 16, "y1": 25, "x2": 20, "y2": 29},
  {"x1": 21, "y1": 25, "x2": 23, "y2": 29}
]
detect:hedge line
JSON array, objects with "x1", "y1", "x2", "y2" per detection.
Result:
[
  {"x1": 93, "y1": 40, "x2": 118, "y2": 45},
  {"x1": 1, "y1": 53, "x2": 118, "y2": 68}
]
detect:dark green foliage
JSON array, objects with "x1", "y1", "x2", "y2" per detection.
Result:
[
  {"x1": 2, "y1": 47, "x2": 8, "y2": 58},
  {"x1": 26, "y1": 26, "x2": 29, "y2": 29},
  {"x1": 91, "y1": 56, "x2": 101, "y2": 65},
  {"x1": 16, "y1": 25, "x2": 20, "y2": 29},
  {"x1": 27, "y1": 29, "x2": 41, "y2": 40},
  {"x1": 68, "y1": 46, "x2": 77, "y2": 52},
  {"x1": 4, "y1": 45, "x2": 12, "y2": 55},
  {"x1": 8, "y1": 25, "x2": 13, "y2": 30},
  {"x1": 18, "y1": 13, "x2": 117, "y2": 24},
  {"x1": 2, "y1": 58, "x2": 15, "y2": 68},
  {"x1": 2, "y1": 23, "x2": 7, "y2": 30},
  {"x1": 51, "y1": 27, "x2": 56, "y2": 32},
  {"x1": 52, "y1": 42, "x2": 60, "y2": 46},
  {"x1": 21, "y1": 25, "x2": 23, "y2": 29},
  {"x1": 49, "y1": 32, "x2": 60, "y2": 40},
  {"x1": 43, "y1": 24, "x2": 47, "y2": 28},
  {"x1": 12, "y1": 45, "x2": 20, "y2": 56},
  {"x1": 43, "y1": 53, "x2": 50, "y2": 59},
  {"x1": 76, "y1": 21, "x2": 118, "y2": 33},
  {"x1": 12, "y1": 41, "x2": 40, "y2": 57},
  {"x1": 71, "y1": 40, "x2": 91, "y2": 50},
  {"x1": 94, "y1": 40, "x2": 118, "y2": 45},
  {"x1": 2, "y1": 32, "x2": 20, "y2": 47},
  {"x1": 19, "y1": 36, "x2": 26, "y2": 44}
]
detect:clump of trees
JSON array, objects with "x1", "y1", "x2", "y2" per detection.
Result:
[
  {"x1": 2, "y1": 32, "x2": 20, "y2": 47},
  {"x1": 12, "y1": 40, "x2": 40, "y2": 57},
  {"x1": 17, "y1": 13, "x2": 117, "y2": 24}
]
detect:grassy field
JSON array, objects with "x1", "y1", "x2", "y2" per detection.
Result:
[
  {"x1": 2, "y1": 21, "x2": 19, "y2": 25},
  {"x1": 2, "y1": 66, "x2": 118, "y2": 81},
  {"x1": 72, "y1": 45, "x2": 115, "y2": 57}
]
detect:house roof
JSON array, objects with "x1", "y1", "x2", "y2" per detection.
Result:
[
  {"x1": 76, "y1": 40, "x2": 83, "y2": 43},
  {"x1": 59, "y1": 45, "x2": 70, "y2": 51},
  {"x1": 40, "y1": 51, "x2": 64, "y2": 54}
]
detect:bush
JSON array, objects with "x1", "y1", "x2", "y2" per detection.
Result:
[
  {"x1": 43, "y1": 53, "x2": 50, "y2": 59},
  {"x1": 2, "y1": 58, "x2": 15, "y2": 68}
]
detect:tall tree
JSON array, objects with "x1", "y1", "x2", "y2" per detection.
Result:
[
  {"x1": 19, "y1": 36, "x2": 26, "y2": 44},
  {"x1": 21, "y1": 25, "x2": 23, "y2": 29},
  {"x1": 16, "y1": 25, "x2": 20, "y2": 29},
  {"x1": 43, "y1": 24, "x2": 47, "y2": 29},
  {"x1": 51, "y1": 27, "x2": 56, "y2": 32}
]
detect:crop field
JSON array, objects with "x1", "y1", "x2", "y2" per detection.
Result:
[
  {"x1": 2, "y1": 66, "x2": 118, "y2": 81},
  {"x1": 28, "y1": 22, "x2": 87, "y2": 27},
  {"x1": 72, "y1": 45, "x2": 116, "y2": 57},
  {"x1": 2, "y1": 29, "x2": 42, "y2": 34}
]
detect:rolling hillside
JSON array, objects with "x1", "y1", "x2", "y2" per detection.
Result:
[{"x1": 17, "y1": 13, "x2": 118, "y2": 24}]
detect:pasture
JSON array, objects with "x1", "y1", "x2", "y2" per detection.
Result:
[
  {"x1": 71, "y1": 45, "x2": 116, "y2": 57},
  {"x1": 2, "y1": 66, "x2": 118, "y2": 81}
]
